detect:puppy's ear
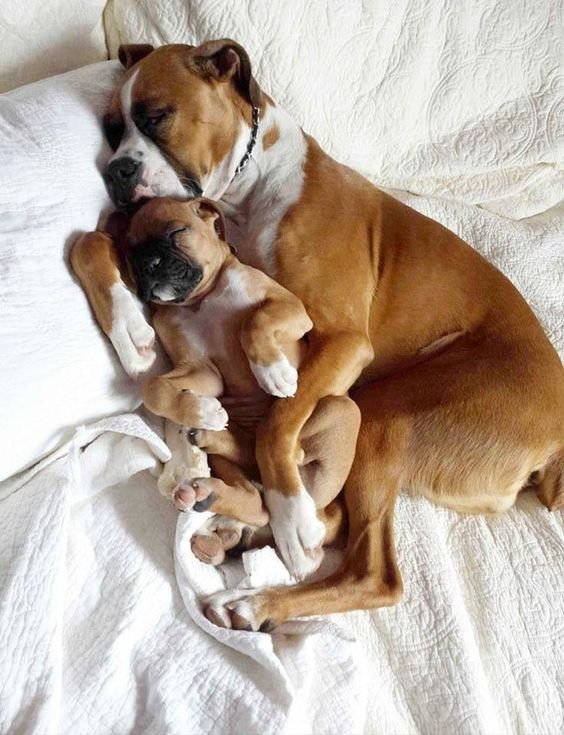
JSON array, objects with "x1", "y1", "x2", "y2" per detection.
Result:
[
  {"x1": 118, "y1": 44, "x2": 155, "y2": 69},
  {"x1": 191, "y1": 198, "x2": 227, "y2": 241},
  {"x1": 104, "y1": 210, "x2": 130, "y2": 243},
  {"x1": 191, "y1": 39, "x2": 262, "y2": 108}
]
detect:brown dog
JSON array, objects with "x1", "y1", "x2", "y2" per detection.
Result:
[
  {"x1": 124, "y1": 195, "x2": 357, "y2": 567},
  {"x1": 71, "y1": 39, "x2": 564, "y2": 631}
]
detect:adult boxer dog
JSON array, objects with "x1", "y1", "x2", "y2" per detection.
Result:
[{"x1": 72, "y1": 39, "x2": 564, "y2": 631}]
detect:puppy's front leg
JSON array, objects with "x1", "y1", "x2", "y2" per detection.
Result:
[
  {"x1": 142, "y1": 366, "x2": 227, "y2": 430},
  {"x1": 143, "y1": 307, "x2": 227, "y2": 430},
  {"x1": 71, "y1": 231, "x2": 156, "y2": 378},
  {"x1": 240, "y1": 294, "x2": 313, "y2": 398}
]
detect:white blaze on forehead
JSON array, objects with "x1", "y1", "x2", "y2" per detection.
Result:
[{"x1": 110, "y1": 69, "x2": 186, "y2": 200}]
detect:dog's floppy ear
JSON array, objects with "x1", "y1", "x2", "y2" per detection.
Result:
[
  {"x1": 118, "y1": 44, "x2": 155, "y2": 69},
  {"x1": 191, "y1": 39, "x2": 262, "y2": 108},
  {"x1": 191, "y1": 198, "x2": 227, "y2": 241}
]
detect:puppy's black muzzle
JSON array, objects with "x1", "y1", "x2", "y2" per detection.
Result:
[{"x1": 128, "y1": 240, "x2": 203, "y2": 304}]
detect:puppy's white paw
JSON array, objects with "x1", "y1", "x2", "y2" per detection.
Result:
[
  {"x1": 264, "y1": 489, "x2": 325, "y2": 581},
  {"x1": 196, "y1": 396, "x2": 229, "y2": 430},
  {"x1": 250, "y1": 355, "x2": 298, "y2": 398},
  {"x1": 109, "y1": 283, "x2": 156, "y2": 378}
]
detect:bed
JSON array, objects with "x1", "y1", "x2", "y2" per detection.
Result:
[{"x1": 1, "y1": 1, "x2": 563, "y2": 733}]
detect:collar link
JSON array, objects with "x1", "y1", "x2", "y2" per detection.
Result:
[{"x1": 231, "y1": 105, "x2": 260, "y2": 181}]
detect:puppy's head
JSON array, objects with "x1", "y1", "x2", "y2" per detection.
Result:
[{"x1": 126, "y1": 197, "x2": 228, "y2": 305}]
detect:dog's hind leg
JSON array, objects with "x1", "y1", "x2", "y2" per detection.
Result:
[
  {"x1": 203, "y1": 379, "x2": 406, "y2": 629},
  {"x1": 536, "y1": 450, "x2": 564, "y2": 511},
  {"x1": 203, "y1": 338, "x2": 562, "y2": 630}
]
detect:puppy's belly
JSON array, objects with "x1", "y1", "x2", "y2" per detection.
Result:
[{"x1": 221, "y1": 392, "x2": 273, "y2": 432}]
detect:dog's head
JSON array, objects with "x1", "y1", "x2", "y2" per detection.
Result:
[
  {"x1": 126, "y1": 196, "x2": 229, "y2": 305},
  {"x1": 103, "y1": 40, "x2": 262, "y2": 208}
]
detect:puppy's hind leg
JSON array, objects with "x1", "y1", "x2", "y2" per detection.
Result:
[
  {"x1": 157, "y1": 419, "x2": 210, "y2": 501},
  {"x1": 189, "y1": 456, "x2": 269, "y2": 566}
]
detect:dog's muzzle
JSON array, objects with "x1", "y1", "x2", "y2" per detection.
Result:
[
  {"x1": 104, "y1": 156, "x2": 203, "y2": 209},
  {"x1": 128, "y1": 240, "x2": 203, "y2": 303}
]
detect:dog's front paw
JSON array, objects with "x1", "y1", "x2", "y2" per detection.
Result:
[
  {"x1": 264, "y1": 489, "x2": 325, "y2": 581},
  {"x1": 250, "y1": 355, "x2": 298, "y2": 398},
  {"x1": 109, "y1": 284, "x2": 156, "y2": 378}
]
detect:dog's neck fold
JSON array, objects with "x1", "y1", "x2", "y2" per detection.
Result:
[{"x1": 205, "y1": 100, "x2": 306, "y2": 212}]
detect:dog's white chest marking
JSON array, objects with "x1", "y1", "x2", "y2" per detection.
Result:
[
  {"x1": 178, "y1": 269, "x2": 255, "y2": 363},
  {"x1": 220, "y1": 104, "x2": 308, "y2": 276}
]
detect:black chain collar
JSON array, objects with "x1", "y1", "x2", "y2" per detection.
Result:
[{"x1": 232, "y1": 106, "x2": 260, "y2": 181}]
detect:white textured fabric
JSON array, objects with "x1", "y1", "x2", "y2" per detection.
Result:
[
  {"x1": 1, "y1": 3, "x2": 563, "y2": 733},
  {"x1": 0, "y1": 62, "x2": 163, "y2": 481},
  {"x1": 1, "y1": 411, "x2": 562, "y2": 734},
  {"x1": 0, "y1": 413, "x2": 365, "y2": 735},
  {"x1": 104, "y1": 0, "x2": 564, "y2": 219},
  {"x1": 0, "y1": 0, "x2": 107, "y2": 92}
]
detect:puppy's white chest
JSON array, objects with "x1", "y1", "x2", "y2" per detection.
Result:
[{"x1": 177, "y1": 270, "x2": 256, "y2": 366}]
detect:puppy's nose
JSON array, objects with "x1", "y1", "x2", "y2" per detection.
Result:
[{"x1": 107, "y1": 157, "x2": 141, "y2": 186}]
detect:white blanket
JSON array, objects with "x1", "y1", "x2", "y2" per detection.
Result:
[
  {"x1": 0, "y1": 414, "x2": 365, "y2": 735},
  {"x1": 2, "y1": 388, "x2": 563, "y2": 733}
]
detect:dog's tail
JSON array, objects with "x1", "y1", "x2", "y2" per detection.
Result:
[{"x1": 535, "y1": 447, "x2": 564, "y2": 511}]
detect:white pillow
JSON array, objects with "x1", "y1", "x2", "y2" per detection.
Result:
[
  {"x1": 0, "y1": 61, "x2": 152, "y2": 481},
  {"x1": 105, "y1": 0, "x2": 563, "y2": 219},
  {"x1": 0, "y1": 0, "x2": 107, "y2": 92}
]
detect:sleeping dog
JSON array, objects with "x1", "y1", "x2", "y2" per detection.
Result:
[
  {"x1": 71, "y1": 40, "x2": 564, "y2": 631},
  {"x1": 73, "y1": 196, "x2": 358, "y2": 577}
]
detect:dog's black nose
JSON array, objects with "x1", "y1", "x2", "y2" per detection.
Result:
[{"x1": 107, "y1": 157, "x2": 141, "y2": 186}]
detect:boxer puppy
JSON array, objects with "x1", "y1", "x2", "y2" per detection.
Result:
[
  {"x1": 71, "y1": 40, "x2": 564, "y2": 631},
  {"x1": 80, "y1": 196, "x2": 359, "y2": 569}
]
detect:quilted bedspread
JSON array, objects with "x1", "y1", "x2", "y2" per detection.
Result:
[{"x1": 1, "y1": 0, "x2": 563, "y2": 733}]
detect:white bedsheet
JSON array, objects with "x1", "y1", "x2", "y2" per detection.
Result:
[
  {"x1": 1, "y1": 399, "x2": 563, "y2": 734},
  {"x1": 0, "y1": 413, "x2": 365, "y2": 735}
]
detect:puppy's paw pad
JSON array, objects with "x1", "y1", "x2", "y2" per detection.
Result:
[
  {"x1": 192, "y1": 515, "x2": 245, "y2": 565},
  {"x1": 173, "y1": 484, "x2": 196, "y2": 511},
  {"x1": 191, "y1": 533, "x2": 225, "y2": 565}
]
